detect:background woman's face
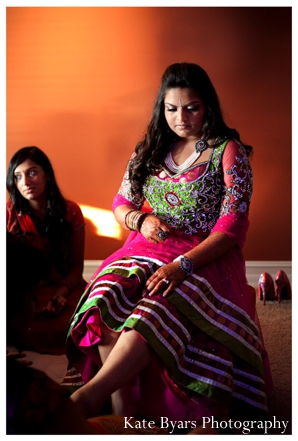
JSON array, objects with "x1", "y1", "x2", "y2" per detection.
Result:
[
  {"x1": 164, "y1": 88, "x2": 205, "y2": 141},
  {"x1": 14, "y1": 158, "x2": 48, "y2": 204}
]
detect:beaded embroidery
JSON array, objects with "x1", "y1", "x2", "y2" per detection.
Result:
[
  {"x1": 118, "y1": 138, "x2": 253, "y2": 236},
  {"x1": 164, "y1": 191, "x2": 182, "y2": 207}
]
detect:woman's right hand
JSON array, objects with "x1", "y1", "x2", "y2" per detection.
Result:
[
  {"x1": 139, "y1": 214, "x2": 172, "y2": 244},
  {"x1": 7, "y1": 350, "x2": 33, "y2": 366}
]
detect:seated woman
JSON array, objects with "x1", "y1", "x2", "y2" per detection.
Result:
[
  {"x1": 6, "y1": 146, "x2": 86, "y2": 355},
  {"x1": 6, "y1": 234, "x2": 99, "y2": 435},
  {"x1": 64, "y1": 62, "x2": 273, "y2": 431}
]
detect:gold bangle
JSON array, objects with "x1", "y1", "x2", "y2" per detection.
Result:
[{"x1": 124, "y1": 209, "x2": 138, "y2": 229}]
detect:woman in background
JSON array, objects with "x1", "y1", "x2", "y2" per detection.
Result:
[
  {"x1": 6, "y1": 146, "x2": 86, "y2": 354},
  {"x1": 65, "y1": 62, "x2": 272, "y2": 432},
  {"x1": 6, "y1": 233, "x2": 99, "y2": 435}
]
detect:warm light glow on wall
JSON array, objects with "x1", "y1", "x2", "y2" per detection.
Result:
[
  {"x1": 6, "y1": 7, "x2": 292, "y2": 261},
  {"x1": 79, "y1": 204, "x2": 123, "y2": 240}
]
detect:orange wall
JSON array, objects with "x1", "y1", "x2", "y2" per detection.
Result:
[{"x1": 6, "y1": 6, "x2": 292, "y2": 261}]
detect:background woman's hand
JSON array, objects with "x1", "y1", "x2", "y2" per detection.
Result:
[
  {"x1": 139, "y1": 214, "x2": 172, "y2": 244},
  {"x1": 143, "y1": 261, "x2": 185, "y2": 297},
  {"x1": 38, "y1": 294, "x2": 68, "y2": 317}
]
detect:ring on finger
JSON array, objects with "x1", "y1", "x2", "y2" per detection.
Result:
[
  {"x1": 157, "y1": 230, "x2": 167, "y2": 241},
  {"x1": 162, "y1": 278, "x2": 169, "y2": 285}
]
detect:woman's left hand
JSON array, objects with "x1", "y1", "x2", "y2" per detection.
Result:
[
  {"x1": 39, "y1": 294, "x2": 68, "y2": 317},
  {"x1": 142, "y1": 262, "x2": 185, "y2": 297}
]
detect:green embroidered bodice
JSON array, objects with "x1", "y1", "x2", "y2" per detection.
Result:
[{"x1": 118, "y1": 138, "x2": 253, "y2": 236}]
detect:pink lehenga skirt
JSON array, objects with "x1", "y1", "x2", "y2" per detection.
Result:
[{"x1": 65, "y1": 230, "x2": 272, "y2": 423}]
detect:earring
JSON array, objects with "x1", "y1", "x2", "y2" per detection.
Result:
[
  {"x1": 275, "y1": 270, "x2": 291, "y2": 303},
  {"x1": 258, "y1": 272, "x2": 276, "y2": 305}
]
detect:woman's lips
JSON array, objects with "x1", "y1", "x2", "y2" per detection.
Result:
[{"x1": 176, "y1": 124, "x2": 190, "y2": 129}]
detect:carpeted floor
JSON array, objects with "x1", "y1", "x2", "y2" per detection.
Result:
[{"x1": 256, "y1": 299, "x2": 292, "y2": 435}]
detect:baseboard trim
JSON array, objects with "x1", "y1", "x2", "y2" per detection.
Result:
[
  {"x1": 83, "y1": 260, "x2": 292, "y2": 289},
  {"x1": 245, "y1": 261, "x2": 292, "y2": 288},
  {"x1": 83, "y1": 260, "x2": 102, "y2": 282}
]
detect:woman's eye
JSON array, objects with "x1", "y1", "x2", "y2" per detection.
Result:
[
  {"x1": 166, "y1": 106, "x2": 200, "y2": 112},
  {"x1": 14, "y1": 175, "x2": 21, "y2": 180},
  {"x1": 29, "y1": 171, "x2": 36, "y2": 176}
]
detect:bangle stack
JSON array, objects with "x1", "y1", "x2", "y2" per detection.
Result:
[
  {"x1": 173, "y1": 255, "x2": 194, "y2": 276},
  {"x1": 124, "y1": 210, "x2": 148, "y2": 232}
]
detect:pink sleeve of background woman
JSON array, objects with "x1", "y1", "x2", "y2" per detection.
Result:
[{"x1": 210, "y1": 140, "x2": 253, "y2": 249}]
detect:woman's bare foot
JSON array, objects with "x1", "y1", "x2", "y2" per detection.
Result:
[
  {"x1": 111, "y1": 384, "x2": 137, "y2": 417},
  {"x1": 70, "y1": 385, "x2": 105, "y2": 419}
]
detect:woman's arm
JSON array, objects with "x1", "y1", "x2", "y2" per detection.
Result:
[
  {"x1": 113, "y1": 155, "x2": 173, "y2": 241},
  {"x1": 43, "y1": 225, "x2": 85, "y2": 315},
  {"x1": 54, "y1": 224, "x2": 85, "y2": 299},
  {"x1": 183, "y1": 231, "x2": 236, "y2": 267},
  {"x1": 183, "y1": 138, "x2": 253, "y2": 266},
  {"x1": 143, "y1": 231, "x2": 236, "y2": 297},
  {"x1": 113, "y1": 167, "x2": 174, "y2": 243},
  {"x1": 114, "y1": 204, "x2": 139, "y2": 229},
  {"x1": 44, "y1": 202, "x2": 86, "y2": 314},
  {"x1": 114, "y1": 204, "x2": 173, "y2": 244}
]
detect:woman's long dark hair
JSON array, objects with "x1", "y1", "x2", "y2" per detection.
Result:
[
  {"x1": 6, "y1": 146, "x2": 72, "y2": 274},
  {"x1": 129, "y1": 62, "x2": 253, "y2": 196}
]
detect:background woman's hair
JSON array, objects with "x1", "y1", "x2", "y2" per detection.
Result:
[
  {"x1": 6, "y1": 146, "x2": 72, "y2": 274},
  {"x1": 129, "y1": 62, "x2": 253, "y2": 196}
]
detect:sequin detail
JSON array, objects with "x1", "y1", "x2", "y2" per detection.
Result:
[{"x1": 164, "y1": 191, "x2": 182, "y2": 207}]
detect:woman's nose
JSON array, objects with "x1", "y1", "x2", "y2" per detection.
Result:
[
  {"x1": 23, "y1": 174, "x2": 30, "y2": 186},
  {"x1": 177, "y1": 107, "x2": 187, "y2": 121}
]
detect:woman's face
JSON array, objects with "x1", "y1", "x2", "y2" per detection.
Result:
[
  {"x1": 164, "y1": 88, "x2": 205, "y2": 141},
  {"x1": 14, "y1": 158, "x2": 48, "y2": 205}
]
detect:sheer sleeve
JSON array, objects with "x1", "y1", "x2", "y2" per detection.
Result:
[
  {"x1": 112, "y1": 153, "x2": 144, "y2": 211},
  {"x1": 211, "y1": 140, "x2": 253, "y2": 249}
]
